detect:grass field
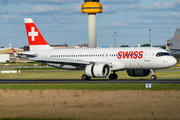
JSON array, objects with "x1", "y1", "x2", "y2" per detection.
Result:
[
  {"x1": 0, "y1": 89, "x2": 180, "y2": 120},
  {"x1": 0, "y1": 62, "x2": 44, "y2": 66},
  {"x1": 0, "y1": 69, "x2": 180, "y2": 80}
]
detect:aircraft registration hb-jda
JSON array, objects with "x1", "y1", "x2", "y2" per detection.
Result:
[{"x1": 10, "y1": 18, "x2": 177, "y2": 80}]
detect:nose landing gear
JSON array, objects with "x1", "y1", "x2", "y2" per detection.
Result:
[{"x1": 150, "y1": 69, "x2": 157, "y2": 80}]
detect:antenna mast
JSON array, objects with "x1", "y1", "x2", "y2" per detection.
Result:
[{"x1": 114, "y1": 32, "x2": 116, "y2": 47}]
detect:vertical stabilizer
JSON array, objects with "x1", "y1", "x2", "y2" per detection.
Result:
[
  {"x1": 24, "y1": 18, "x2": 51, "y2": 51},
  {"x1": 172, "y1": 28, "x2": 180, "y2": 50}
]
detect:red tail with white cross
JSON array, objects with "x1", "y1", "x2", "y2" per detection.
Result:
[{"x1": 24, "y1": 18, "x2": 51, "y2": 51}]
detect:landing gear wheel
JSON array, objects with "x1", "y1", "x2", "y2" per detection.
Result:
[
  {"x1": 150, "y1": 69, "x2": 157, "y2": 80},
  {"x1": 151, "y1": 75, "x2": 157, "y2": 80},
  {"x1": 82, "y1": 74, "x2": 91, "y2": 81},
  {"x1": 109, "y1": 74, "x2": 118, "y2": 80}
]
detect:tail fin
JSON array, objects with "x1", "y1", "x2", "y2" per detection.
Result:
[{"x1": 24, "y1": 18, "x2": 51, "y2": 51}]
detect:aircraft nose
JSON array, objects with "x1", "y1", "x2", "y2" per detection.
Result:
[{"x1": 170, "y1": 57, "x2": 177, "y2": 67}]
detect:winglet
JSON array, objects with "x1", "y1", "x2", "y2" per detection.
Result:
[{"x1": 9, "y1": 44, "x2": 20, "y2": 58}]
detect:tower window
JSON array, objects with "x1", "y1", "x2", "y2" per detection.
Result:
[{"x1": 84, "y1": 0, "x2": 99, "y2": 2}]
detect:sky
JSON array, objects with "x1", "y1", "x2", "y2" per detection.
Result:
[{"x1": 0, "y1": 0, "x2": 180, "y2": 48}]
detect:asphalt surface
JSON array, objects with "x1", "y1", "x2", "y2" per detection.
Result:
[{"x1": 0, "y1": 79, "x2": 180, "y2": 84}]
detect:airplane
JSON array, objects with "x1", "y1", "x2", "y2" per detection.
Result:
[{"x1": 10, "y1": 18, "x2": 177, "y2": 80}]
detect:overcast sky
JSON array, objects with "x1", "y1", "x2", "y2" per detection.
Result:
[{"x1": 0, "y1": 0, "x2": 180, "y2": 48}]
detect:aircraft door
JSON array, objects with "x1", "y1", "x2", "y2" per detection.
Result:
[
  {"x1": 44, "y1": 51, "x2": 50, "y2": 59},
  {"x1": 144, "y1": 50, "x2": 151, "y2": 62}
]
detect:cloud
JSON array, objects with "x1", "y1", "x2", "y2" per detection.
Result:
[
  {"x1": 108, "y1": 16, "x2": 180, "y2": 29},
  {"x1": 108, "y1": 22, "x2": 127, "y2": 27},
  {"x1": 138, "y1": 12, "x2": 180, "y2": 20},
  {"x1": 121, "y1": 0, "x2": 180, "y2": 11},
  {"x1": 71, "y1": 4, "x2": 81, "y2": 13},
  {"x1": 25, "y1": 0, "x2": 80, "y2": 4},
  {"x1": 0, "y1": 0, "x2": 9, "y2": 5},
  {"x1": 0, "y1": 8, "x2": 9, "y2": 14},
  {"x1": 103, "y1": 6, "x2": 116, "y2": 13},
  {"x1": 20, "y1": 5, "x2": 63, "y2": 15},
  {"x1": 102, "y1": 0, "x2": 140, "y2": 4},
  {"x1": 0, "y1": 0, "x2": 80, "y2": 5},
  {"x1": 53, "y1": 16, "x2": 85, "y2": 24},
  {"x1": 0, "y1": 15, "x2": 21, "y2": 24}
]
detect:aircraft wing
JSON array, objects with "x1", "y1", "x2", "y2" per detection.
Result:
[{"x1": 30, "y1": 58, "x2": 113, "y2": 69}]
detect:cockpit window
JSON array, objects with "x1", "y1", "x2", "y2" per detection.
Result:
[{"x1": 156, "y1": 52, "x2": 171, "y2": 57}]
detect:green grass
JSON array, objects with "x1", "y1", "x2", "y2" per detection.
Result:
[
  {"x1": 14, "y1": 67, "x2": 62, "y2": 71},
  {"x1": 1, "y1": 70, "x2": 180, "y2": 79},
  {"x1": 0, "y1": 83, "x2": 180, "y2": 90},
  {"x1": 0, "y1": 62, "x2": 45, "y2": 66}
]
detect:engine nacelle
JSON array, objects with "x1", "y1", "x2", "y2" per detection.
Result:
[
  {"x1": 85, "y1": 64, "x2": 111, "y2": 78},
  {"x1": 127, "y1": 70, "x2": 150, "y2": 77}
]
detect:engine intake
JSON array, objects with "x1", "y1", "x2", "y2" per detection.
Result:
[
  {"x1": 127, "y1": 70, "x2": 150, "y2": 77},
  {"x1": 85, "y1": 64, "x2": 111, "y2": 78}
]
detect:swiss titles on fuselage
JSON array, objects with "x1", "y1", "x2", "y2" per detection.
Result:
[{"x1": 117, "y1": 51, "x2": 143, "y2": 59}]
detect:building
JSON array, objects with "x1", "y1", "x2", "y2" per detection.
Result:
[
  {"x1": 0, "y1": 54, "x2": 9, "y2": 62},
  {"x1": 50, "y1": 43, "x2": 75, "y2": 49},
  {"x1": 77, "y1": 43, "x2": 89, "y2": 48},
  {"x1": 166, "y1": 28, "x2": 180, "y2": 54}
]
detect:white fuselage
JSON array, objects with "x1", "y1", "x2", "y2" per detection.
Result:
[{"x1": 25, "y1": 47, "x2": 177, "y2": 71}]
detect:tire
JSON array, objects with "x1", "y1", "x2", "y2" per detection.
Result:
[
  {"x1": 82, "y1": 74, "x2": 91, "y2": 80},
  {"x1": 109, "y1": 74, "x2": 113, "y2": 80},
  {"x1": 82, "y1": 74, "x2": 87, "y2": 80},
  {"x1": 151, "y1": 75, "x2": 157, "y2": 80},
  {"x1": 113, "y1": 74, "x2": 118, "y2": 80},
  {"x1": 109, "y1": 74, "x2": 118, "y2": 80}
]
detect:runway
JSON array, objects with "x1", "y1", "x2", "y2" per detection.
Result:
[{"x1": 0, "y1": 79, "x2": 180, "y2": 84}]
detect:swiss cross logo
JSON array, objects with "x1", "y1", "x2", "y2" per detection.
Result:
[{"x1": 28, "y1": 27, "x2": 38, "y2": 41}]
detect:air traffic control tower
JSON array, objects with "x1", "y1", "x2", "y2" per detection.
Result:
[{"x1": 81, "y1": 0, "x2": 103, "y2": 48}]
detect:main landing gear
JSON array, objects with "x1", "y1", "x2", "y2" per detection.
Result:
[
  {"x1": 81, "y1": 72, "x2": 118, "y2": 80},
  {"x1": 109, "y1": 71, "x2": 118, "y2": 80},
  {"x1": 150, "y1": 69, "x2": 157, "y2": 80},
  {"x1": 82, "y1": 74, "x2": 91, "y2": 81}
]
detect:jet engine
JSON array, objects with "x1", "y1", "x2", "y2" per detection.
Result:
[
  {"x1": 127, "y1": 70, "x2": 150, "y2": 77},
  {"x1": 85, "y1": 64, "x2": 111, "y2": 78}
]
